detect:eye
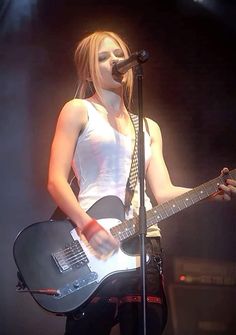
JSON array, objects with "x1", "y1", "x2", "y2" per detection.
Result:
[
  {"x1": 114, "y1": 49, "x2": 125, "y2": 58},
  {"x1": 98, "y1": 52, "x2": 109, "y2": 62}
]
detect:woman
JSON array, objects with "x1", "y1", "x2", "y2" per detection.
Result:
[{"x1": 47, "y1": 31, "x2": 235, "y2": 335}]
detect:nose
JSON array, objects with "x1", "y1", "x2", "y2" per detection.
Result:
[
  {"x1": 110, "y1": 52, "x2": 120, "y2": 65},
  {"x1": 110, "y1": 59, "x2": 119, "y2": 67}
]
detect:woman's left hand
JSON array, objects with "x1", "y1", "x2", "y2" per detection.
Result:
[{"x1": 214, "y1": 167, "x2": 236, "y2": 201}]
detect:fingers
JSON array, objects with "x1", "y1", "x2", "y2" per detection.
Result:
[
  {"x1": 218, "y1": 184, "x2": 231, "y2": 201},
  {"x1": 89, "y1": 230, "x2": 119, "y2": 257},
  {"x1": 227, "y1": 179, "x2": 236, "y2": 196},
  {"x1": 227, "y1": 178, "x2": 236, "y2": 188},
  {"x1": 218, "y1": 167, "x2": 236, "y2": 200},
  {"x1": 218, "y1": 179, "x2": 236, "y2": 201}
]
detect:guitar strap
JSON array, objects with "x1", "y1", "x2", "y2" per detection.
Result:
[
  {"x1": 124, "y1": 113, "x2": 139, "y2": 212},
  {"x1": 124, "y1": 114, "x2": 150, "y2": 213}
]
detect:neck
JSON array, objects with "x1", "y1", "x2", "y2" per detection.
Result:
[{"x1": 92, "y1": 90, "x2": 126, "y2": 116}]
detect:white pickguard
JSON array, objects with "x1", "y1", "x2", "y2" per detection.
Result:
[{"x1": 70, "y1": 218, "x2": 148, "y2": 283}]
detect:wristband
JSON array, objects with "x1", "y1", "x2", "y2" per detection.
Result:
[{"x1": 81, "y1": 219, "x2": 103, "y2": 241}]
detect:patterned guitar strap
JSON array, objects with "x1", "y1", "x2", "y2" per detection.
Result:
[{"x1": 124, "y1": 113, "x2": 139, "y2": 214}]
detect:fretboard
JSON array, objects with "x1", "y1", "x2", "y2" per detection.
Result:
[{"x1": 110, "y1": 169, "x2": 236, "y2": 242}]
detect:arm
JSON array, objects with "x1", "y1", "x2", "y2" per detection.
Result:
[
  {"x1": 48, "y1": 99, "x2": 118, "y2": 256},
  {"x1": 145, "y1": 118, "x2": 192, "y2": 204},
  {"x1": 48, "y1": 99, "x2": 91, "y2": 227}
]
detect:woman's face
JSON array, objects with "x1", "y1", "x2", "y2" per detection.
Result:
[{"x1": 97, "y1": 36, "x2": 127, "y2": 91}]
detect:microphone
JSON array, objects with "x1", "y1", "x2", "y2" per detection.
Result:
[{"x1": 112, "y1": 50, "x2": 149, "y2": 77}]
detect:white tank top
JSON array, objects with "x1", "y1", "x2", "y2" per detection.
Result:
[{"x1": 72, "y1": 100, "x2": 160, "y2": 237}]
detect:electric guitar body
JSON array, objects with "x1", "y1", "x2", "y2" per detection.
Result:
[{"x1": 13, "y1": 196, "x2": 141, "y2": 314}]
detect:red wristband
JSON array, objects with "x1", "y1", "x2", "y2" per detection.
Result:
[{"x1": 81, "y1": 219, "x2": 103, "y2": 241}]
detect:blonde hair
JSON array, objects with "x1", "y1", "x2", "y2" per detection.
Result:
[{"x1": 74, "y1": 31, "x2": 134, "y2": 109}]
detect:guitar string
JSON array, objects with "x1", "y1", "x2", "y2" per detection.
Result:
[
  {"x1": 55, "y1": 254, "x2": 88, "y2": 269},
  {"x1": 54, "y1": 225, "x2": 138, "y2": 268},
  {"x1": 55, "y1": 247, "x2": 85, "y2": 261},
  {"x1": 55, "y1": 181, "x2": 217, "y2": 261},
  {"x1": 53, "y1": 171, "x2": 235, "y2": 268}
]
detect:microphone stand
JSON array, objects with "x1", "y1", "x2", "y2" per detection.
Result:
[
  {"x1": 112, "y1": 51, "x2": 149, "y2": 334},
  {"x1": 135, "y1": 64, "x2": 147, "y2": 335}
]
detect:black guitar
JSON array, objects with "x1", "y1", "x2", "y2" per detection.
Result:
[{"x1": 13, "y1": 169, "x2": 235, "y2": 314}]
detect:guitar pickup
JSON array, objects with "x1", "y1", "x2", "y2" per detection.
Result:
[{"x1": 52, "y1": 240, "x2": 89, "y2": 273}]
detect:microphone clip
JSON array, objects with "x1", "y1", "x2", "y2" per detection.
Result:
[{"x1": 112, "y1": 50, "x2": 149, "y2": 78}]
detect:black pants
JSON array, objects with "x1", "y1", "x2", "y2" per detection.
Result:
[{"x1": 65, "y1": 237, "x2": 168, "y2": 335}]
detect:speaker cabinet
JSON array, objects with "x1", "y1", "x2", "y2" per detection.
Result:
[{"x1": 168, "y1": 284, "x2": 236, "y2": 335}]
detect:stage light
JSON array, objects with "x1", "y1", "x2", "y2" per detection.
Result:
[
  {"x1": 1, "y1": 0, "x2": 38, "y2": 33},
  {"x1": 179, "y1": 274, "x2": 186, "y2": 282}
]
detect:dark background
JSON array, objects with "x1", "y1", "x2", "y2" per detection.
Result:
[{"x1": 0, "y1": 0, "x2": 235, "y2": 334}]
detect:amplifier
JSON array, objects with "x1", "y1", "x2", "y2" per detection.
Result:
[
  {"x1": 173, "y1": 257, "x2": 236, "y2": 286},
  {"x1": 168, "y1": 283, "x2": 236, "y2": 335}
]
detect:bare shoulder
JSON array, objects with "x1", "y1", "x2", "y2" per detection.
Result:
[
  {"x1": 58, "y1": 99, "x2": 88, "y2": 127},
  {"x1": 60, "y1": 99, "x2": 87, "y2": 121},
  {"x1": 144, "y1": 117, "x2": 162, "y2": 142}
]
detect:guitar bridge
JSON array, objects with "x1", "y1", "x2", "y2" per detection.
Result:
[{"x1": 52, "y1": 240, "x2": 89, "y2": 273}]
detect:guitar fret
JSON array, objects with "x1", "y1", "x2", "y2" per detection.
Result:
[
  {"x1": 184, "y1": 193, "x2": 194, "y2": 207},
  {"x1": 202, "y1": 182, "x2": 213, "y2": 197},
  {"x1": 123, "y1": 230, "x2": 129, "y2": 239},
  {"x1": 162, "y1": 202, "x2": 174, "y2": 216},
  {"x1": 111, "y1": 169, "x2": 236, "y2": 241},
  {"x1": 126, "y1": 228, "x2": 133, "y2": 236},
  {"x1": 121, "y1": 229, "x2": 132, "y2": 241},
  {"x1": 147, "y1": 212, "x2": 158, "y2": 227},
  {"x1": 176, "y1": 196, "x2": 188, "y2": 209},
  {"x1": 122, "y1": 222, "x2": 130, "y2": 235},
  {"x1": 188, "y1": 194, "x2": 194, "y2": 205},
  {"x1": 152, "y1": 208, "x2": 163, "y2": 221},
  {"x1": 119, "y1": 232, "x2": 126, "y2": 241},
  {"x1": 169, "y1": 201, "x2": 180, "y2": 214},
  {"x1": 172, "y1": 198, "x2": 181, "y2": 211},
  {"x1": 174, "y1": 199, "x2": 181, "y2": 211},
  {"x1": 112, "y1": 227, "x2": 123, "y2": 241},
  {"x1": 146, "y1": 215, "x2": 155, "y2": 229},
  {"x1": 194, "y1": 186, "x2": 207, "y2": 200},
  {"x1": 119, "y1": 230, "x2": 125, "y2": 240},
  {"x1": 159, "y1": 205, "x2": 168, "y2": 219},
  {"x1": 191, "y1": 188, "x2": 202, "y2": 203},
  {"x1": 128, "y1": 217, "x2": 138, "y2": 233},
  {"x1": 111, "y1": 217, "x2": 138, "y2": 241},
  {"x1": 127, "y1": 227, "x2": 136, "y2": 236},
  {"x1": 205, "y1": 180, "x2": 219, "y2": 194}
]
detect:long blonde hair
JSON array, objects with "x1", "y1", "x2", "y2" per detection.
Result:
[{"x1": 74, "y1": 31, "x2": 134, "y2": 109}]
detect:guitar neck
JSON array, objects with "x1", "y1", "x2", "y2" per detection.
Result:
[{"x1": 110, "y1": 169, "x2": 236, "y2": 242}]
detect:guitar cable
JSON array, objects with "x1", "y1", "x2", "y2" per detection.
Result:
[{"x1": 16, "y1": 288, "x2": 61, "y2": 296}]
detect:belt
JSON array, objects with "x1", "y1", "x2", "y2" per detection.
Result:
[{"x1": 91, "y1": 295, "x2": 162, "y2": 305}]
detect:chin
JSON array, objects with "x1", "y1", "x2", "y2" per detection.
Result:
[{"x1": 112, "y1": 74, "x2": 123, "y2": 84}]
